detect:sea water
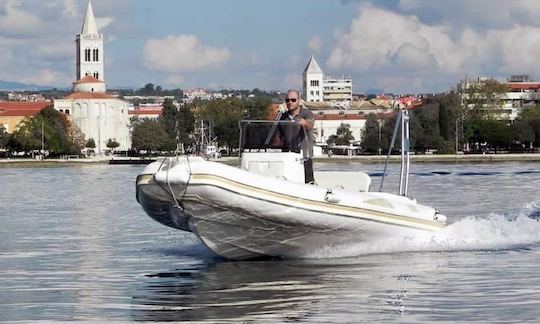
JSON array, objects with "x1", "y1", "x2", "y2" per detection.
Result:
[{"x1": 1, "y1": 161, "x2": 540, "y2": 322}]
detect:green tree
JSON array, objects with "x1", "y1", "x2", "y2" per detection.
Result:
[
  {"x1": 159, "y1": 98, "x2": 178, "y2": 151},
  {"x1": 459, "y1": 78, "x2": 508, "y2": 120},
  {"x1": 0, "y1": 125, "x2": 10, "y2": 149},
  {"x1": 177, "y1": 103, "x2": 195, "y2": 153},
  {"x1": 511, "y1": 121, "x2": 535, "y2": 148},
  {"x1": 518, "y1": 106, "x2": 540, "y2": 147},
  {"x1": 465, "y1": 119, "x2": 512, "y2": 152},
  {"x1": 245, "y1": 96, "x2": 271, "y2": 119},
  {"x1": 327, "y1": 123, "x2": 355, "y2": 146},
  {"x1": 409, "y1": 103, "x2": 447, "y2": 152},
  {"x1": 360, "y1": 113, "x2": 382, "y2": 153},
  {"x1": 140, "y1": 83, "x2": 155, "y2": 95},
  {"x1": 519, "y1": 106, "x2": 540, "y2": 119},
  {"x1": 8, "y1": 106, "x2": 81, "y2": 156},
  {"x1": 86, "y1": 138, "x2": 96, "y2": 149},
  {"x1": 199, "y1": 97, "x2": 246, "y2": 149},
  {"x1": 131, "y1": 119, "x2": 168, "y2": 154},
  {"x1": 106, "y1": 138, "x2": 120, "y2": 150}
]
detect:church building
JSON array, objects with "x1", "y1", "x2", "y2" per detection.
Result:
[
  {"x1": 54, "y1": 1, "x2": 130, "y2": 154},
  {"x1": 302, "y1": 56, "x2": 353, "y2": 106}
]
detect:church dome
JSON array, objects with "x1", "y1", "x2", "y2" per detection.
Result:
[{"x1": 73, "y1": 75, "x2": 106, "y2": 93}]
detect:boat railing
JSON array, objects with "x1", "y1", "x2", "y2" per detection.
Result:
[{"x1": 379, "y1": 107, "x2": 410, "y2": 196}]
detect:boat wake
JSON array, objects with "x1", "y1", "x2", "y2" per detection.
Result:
[{"x1": 301, "y1": 201, "x2": 540, "y2": 259}]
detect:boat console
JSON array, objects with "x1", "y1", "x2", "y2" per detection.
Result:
[
  {"x1": 239, "y1": 120, "x2": 310, "y2": 183},
  {"x1": 238, "y1": 120, "x2": 371, "y2": 191}
]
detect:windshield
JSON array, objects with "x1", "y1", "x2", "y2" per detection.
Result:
[{"x1": 238, "y1": 120, "x2": 310, "y2": 156}]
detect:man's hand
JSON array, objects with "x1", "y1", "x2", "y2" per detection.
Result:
[{"x1": 298, "y1": 118, "x2": 314, "y2": 129}]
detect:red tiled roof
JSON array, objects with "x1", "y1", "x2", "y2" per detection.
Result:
[
  {"x1": 0, "y1": 101, "x2": 51, "y2": 117},
  {"x1": 128, "y1": 109, "x2": 162, "y2": 115},
  {"x1": 63, "y1": 92, "x2": 114, "y2": 99},
  {"x1": 506, "y1": 83, "x2": 540, "y2": 90},
  {"x1": 74, "y1": 75, "x2": 103, "y2": 84}
]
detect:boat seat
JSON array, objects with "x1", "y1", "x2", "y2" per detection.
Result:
[{"x1": 314, "y1": 171, "x2": 371, "y2": 192}]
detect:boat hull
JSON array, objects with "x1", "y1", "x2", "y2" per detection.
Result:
[{"x1": 136, "y1": 157, "x2": 446, "y2": 260}]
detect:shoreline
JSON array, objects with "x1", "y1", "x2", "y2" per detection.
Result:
[
  {"x1": 314, "y1": 153, "x2": 540, "y2": 163},
  {"x1": 1, "y1": 153, "x2": 540, "y2": 167}
]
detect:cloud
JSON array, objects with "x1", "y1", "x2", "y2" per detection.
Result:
[
  {"x1": 0, "y1": 0, "x2": 42, "y2": 38},
  {"x1": 96, "y1": 17, "x2": 115, "y2": 31},
  {"x1": 397, "y1": 0, "x2": 540, "y2": 31},
  {"x1": 0, "y1": 0, "x2": 131, "y2": 87},
  {"x1": 327, "y1": 4, "x2": 451, "y2": 72},
  {"x1": 143, "y1": 35, "x2": 231, "y2": 73},
  {"x1": 33, "y1": 43, "x2": 73, "y2": 60},
  {"x1": 61, "y1": 0, "x2": 79, "y2": 18},
  {"x1": 308, "y1": 36, "x2": 323, "y2": 53},
  {"x1": 164, "y1": 74, "x2": 185, "y2": 86},
  {"x1": 21, "y1": 68, "x2": 71, "y2": 86},
  {"x1": 327, "y1": 2, "x2": 540, "y2": 89},
  {"x1": 283, "y1": 73, "x2": 302, "y2": 90}
]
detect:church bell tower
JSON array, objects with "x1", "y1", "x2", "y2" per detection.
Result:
[{"x1": 76, "y1": 1, "x2": 105, "y2": 84}]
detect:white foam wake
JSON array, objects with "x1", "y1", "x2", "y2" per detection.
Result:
[{"x1": 303, "y1": 202, "x2": 540, "y2": 259}]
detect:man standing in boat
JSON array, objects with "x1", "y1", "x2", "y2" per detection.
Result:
[{"x1": 279, "y1": 89, "x2": 315, "y2": 183}]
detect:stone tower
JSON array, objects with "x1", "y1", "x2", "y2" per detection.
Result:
[
  {"x1": 302, "y1": 55, "x2": 324, "y2": 102},
  {"x1": 76, "y1": 1, "x2": 105, "y2": 85}
]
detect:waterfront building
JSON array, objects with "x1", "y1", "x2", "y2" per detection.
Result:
[
  {"x1": 53, "y1": 1, "x2": 130, "y2": 154},
  {"x1": 7, "y1": 93, "x2": 48, "y2": 102},
  {"x1": 0, "y1": 101, "x2": 51, "y2": 133},
  {"x1": 502, "y1": 75, "x2": 540, "y2": 120},
  {"x1": 182, "y1": 88, "x2": 225, "y2": 103},
  {"x1": 270, "y1": 99, "x2": 393, "y2": 151},
  {"x1": 302, "y1": 56, "x2": 352, "y2": 106},
  {"x1": 458, "y1": 75, "x2": 540, "y2": 121},
  {"x1": 128, "y1": 105, "x2": 163, "y2": 120}
]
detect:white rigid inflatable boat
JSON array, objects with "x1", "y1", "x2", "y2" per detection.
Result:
[{"x1": 136, "y1": 116, "x2": 447, "y2": 260}]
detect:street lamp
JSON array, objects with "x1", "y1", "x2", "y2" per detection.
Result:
[
  {"x1": 41, "y1": 121, "x2": 44, "y2": 161},
  {"x1": 378, "y1": 118, "x2": 382, "y2": 155}
]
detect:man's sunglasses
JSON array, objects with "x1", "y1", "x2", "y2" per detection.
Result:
[{"x1": 285, "y1": 98, "x2": 297, "y2": 103}]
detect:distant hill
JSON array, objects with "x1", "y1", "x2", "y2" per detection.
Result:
[{"x1": 0, "y1": 80, "x2": 54, "y2": 91}]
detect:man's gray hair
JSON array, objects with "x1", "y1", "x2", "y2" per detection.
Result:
[{"x1": 286, "y1": 89, "x2": 301, "y2": 99}]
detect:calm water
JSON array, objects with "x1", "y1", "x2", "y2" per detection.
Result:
[{"x1": 1, "y1": 161, "x2": 540, "y2": 322}]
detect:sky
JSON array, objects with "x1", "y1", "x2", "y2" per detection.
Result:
[{"x1": 2, "y1": 0, "x2": 540, "y2": 94}]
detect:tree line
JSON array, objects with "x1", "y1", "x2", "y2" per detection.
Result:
[
  {"x1": 359, "y1": 83, "x2": 540, "y2": 154},
  {"x1": 0, "y1": 106, "x2": 83, "y2": 157},
  {"x1": 0, "y1": 97, "x2": 271, "y2": 157},
  {"x1": 130, "y1": 96, "x2": 271, "y2": 155},
  {"x1": 3, "y1": 80, "x2": 540, "y2": 157}
]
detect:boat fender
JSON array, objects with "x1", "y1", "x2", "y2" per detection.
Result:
[
  {"x1": 154, "y1": 167, "x2": 190, "y2": 184},
  {"x1": 433, "y1": 210, "x2": 447, "y2": 222},
  {"x1": 324, "y1": 189, "x2": 341, "y2": 203}
]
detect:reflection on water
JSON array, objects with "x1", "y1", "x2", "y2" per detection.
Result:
[
  {"x1": 2, "y1": 162, "x2": 540, "y2": 322},
  {"x1": 133, "y1": 260, "x2": 329, "y2": 322}
]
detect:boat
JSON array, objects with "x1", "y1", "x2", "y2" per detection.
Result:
[{"x1": 135, "y1": 108, "x2": 447, "y2": 260}]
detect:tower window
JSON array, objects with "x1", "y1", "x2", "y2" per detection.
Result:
[
  {"x1": 93, "y1": 72, "x2": 99, "y2": 79},
  {"x1": 310, "y1": 80, "x2": 319, "y2": 87},
  {"x1": 85, "y1": 48, "x2": 91, "y2": 62},
  {"x1": 92, "y1": 48, "x2": 99, "y2": 62}
]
